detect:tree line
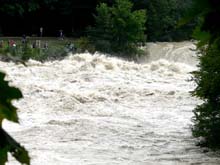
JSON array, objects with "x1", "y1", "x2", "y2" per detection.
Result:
[{"x1": 0, "y1": 0, "x2": 195, "y2": 41}]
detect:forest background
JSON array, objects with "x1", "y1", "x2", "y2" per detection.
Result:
[{"x1": 0, "y1": 0, "x2": 196, "y2": 42}]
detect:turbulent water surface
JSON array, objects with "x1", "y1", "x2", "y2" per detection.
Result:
[{"x1": 2, "y1": 42, "x2": 220, "y2": 165}]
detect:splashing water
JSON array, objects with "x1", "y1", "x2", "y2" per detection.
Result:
[{"x1": 1, "y1": 42, "x2": 220, "y2": 164}]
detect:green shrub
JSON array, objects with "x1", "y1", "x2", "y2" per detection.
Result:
[
  {"x1": 74, "y1": 37, "x2": 95, "y2": 54},
  {"x1": 0, "y1": 40, "x2": 71, "y2": 62}
]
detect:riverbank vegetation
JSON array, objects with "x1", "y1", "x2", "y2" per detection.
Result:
[
  {"x1": 0, "y1": 38, "x2": 76, "y2": 62},
  {"x1": 189, "y1": 0, "x2": 220, "y2": 150}
]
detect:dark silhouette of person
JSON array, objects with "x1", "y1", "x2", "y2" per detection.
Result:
[
  {"x1": 40, "y1": 27, "x2": 43, "y2": 37},
  {"x1": 22, "y1": 35, "x2": 26, "y2": 44}
]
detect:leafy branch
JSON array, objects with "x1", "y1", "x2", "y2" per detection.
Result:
[{"x1": 0, "y1": 72, "x2": 30, "y2": 164}]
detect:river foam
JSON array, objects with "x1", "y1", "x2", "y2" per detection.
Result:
[{"x1": 1, "y1": 42, "x2": 220, "y2": 165}]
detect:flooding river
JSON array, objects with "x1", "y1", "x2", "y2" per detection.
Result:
[{"x1": 1, "y1": 42, "x2": 220, "y2": 164}]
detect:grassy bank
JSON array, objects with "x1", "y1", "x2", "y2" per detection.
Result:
[
  {"x1": 0, "y1": 37, "x2": 146, "y2": 63},
  {"x1": 0, "y1": 37, "x2": 76, "y2": 62}
]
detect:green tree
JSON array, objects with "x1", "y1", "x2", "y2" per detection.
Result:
[
  {"x1": 0, "y1": 0, "x2": 40, "y2": 16},
  {"x1": 0, "y1": 72, "x2": 30, "y2": 164},
  {"x1": 89, "y1": 0, "x2": 146, "y2": 56},
  {"x1": 189, "y1": 0, "x2": 220, "y2": 149},
  {"x1": 88, "y1": 2, "x2": 116, "y2": 53},
  {"x1": 111, "y1": 0, "x2": 146, "y2": 49},
  {"x1": 146, "y1": 0, "x2": 195, "y2": 41},
  {"x1": 0, "y1": 0, "x2": 99, "y2": 36}
]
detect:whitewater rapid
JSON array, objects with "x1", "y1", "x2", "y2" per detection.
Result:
[{"x1": 2, "y1": 42, "x2": 220, "y2": 164}]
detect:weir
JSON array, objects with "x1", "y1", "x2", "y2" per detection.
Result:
[{"x1": 139, "y1": 41, "x2": 198, "y2": 66}]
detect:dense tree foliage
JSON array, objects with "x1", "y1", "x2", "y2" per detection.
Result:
[
  {"x1": 0, "y1": 0, "x2": 98, "y2": 36},
  {"x1": 0, "y1": 72, "x2": 30, "y2": 164},
  {"x1": 190, "y1": 0, "x2": 220, "y2": 149},
  {"x1": 89, "y1": 0, "x2": 146, "y2": 56},
  {"x1": 0, "y1": 0, "x2": 195, "y2": 41},
  {"x1": 146, "y1": 0, "x2": 196, "y2": 41},
  {"x1": 100, "y1": 0, "x2": 196, "y2": 41}
]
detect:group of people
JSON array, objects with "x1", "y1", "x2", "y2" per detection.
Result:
[
  {"x1": 31, "y1": 40, "x2": 48, "y2": 49},
  {"x1": 0, "y1": 36, "x2": 49, "y2": 50},
  {"x1": 0, "y1": 27, "x2": 70, "y2": 52},
  {"x1": 0, "y1": 40, "x2": 17, "y2": 48}
]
